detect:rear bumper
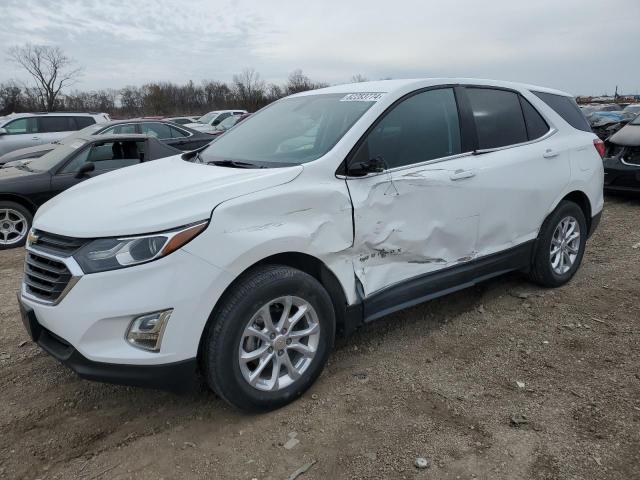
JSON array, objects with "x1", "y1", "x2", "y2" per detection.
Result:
[{"x1": 19, "y1": 294, "x2": 198, "y2": 393}]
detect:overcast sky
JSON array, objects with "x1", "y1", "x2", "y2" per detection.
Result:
[{"x1": 1, "y1": 0, "x2": 638, "y2": 96}]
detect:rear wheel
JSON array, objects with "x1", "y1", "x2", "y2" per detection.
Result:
[
  {"x1": 528, "y1": 200, "x2": 587, "y2": 287},
  {"x1": 0, "y1": 201, "x2": 32, "y2": 250},
  {"x1": 202, "y1": 265, "x2": 335, "y2": 411}
]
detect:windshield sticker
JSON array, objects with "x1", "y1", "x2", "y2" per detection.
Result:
[
  {"x1": 340, "y1": 93, "x2": 385, "y2": 102},
  {"x1": 70, "y1": 141, "x2": 85, "y2": 149}
]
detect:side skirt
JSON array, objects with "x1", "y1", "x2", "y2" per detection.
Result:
[{"x1": 343, "y1": 240, "x2": 535, "y2": 332}]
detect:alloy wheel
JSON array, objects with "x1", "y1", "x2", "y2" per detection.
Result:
[
  {"x1": 550, "y1": 215, "x2": 581, "y2": 275},
  {"x1": 238, "y1": 296, "x2": 321, "y2": 392},
  {"x1": 0, "y1": 208, "x2": 28, "y2": 246}
]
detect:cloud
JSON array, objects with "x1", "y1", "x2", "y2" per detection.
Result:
[{"x1": 0, "y1": 0, "x2": 639, "y2": 95}]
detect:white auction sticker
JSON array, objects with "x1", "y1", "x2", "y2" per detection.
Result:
[{"x1": 340, "y1": 92, "x2": 385, "y2": 102}]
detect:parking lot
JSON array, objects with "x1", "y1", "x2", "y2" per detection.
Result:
[{"x1": 0, "y1": 195, "x2": 638, "y2": 480}]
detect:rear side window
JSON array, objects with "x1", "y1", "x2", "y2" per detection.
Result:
[
  {"x1": 169, "y1": 125, "x2": 189, "y2": 138},
  {"x1": 352, "y1": 87, "x2": 462, "y2": 169},
  {"x1": 74, "y1": 116, "x2": 96, "y2": 129},
  {"x1": 38, "y1": 116, "x2": 76, "y2": 133},
  {"x1": 142, "y1": 122, "x2": 173, "y2": 139},
  {"x1": 532, "y1": 91, "x2": 591, "y2": 132},
  {"x1": 101, "y1": 123, "x2": 138, "y2": 135},
  {"x1": 519, "y1": 97, "x2": 550, "y2": 140},
  {"x1": 466, "y1": 88, "x2": 528, "y2": 149}
]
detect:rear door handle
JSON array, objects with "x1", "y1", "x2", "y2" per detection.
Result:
[
  {"x1": 450, "y1": 169, "x2": 476, "y2": 181},
  {"x1": 543, "y1": 149, "x2": 559, "y2": 158}
]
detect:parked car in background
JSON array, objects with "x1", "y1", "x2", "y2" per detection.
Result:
[
  {"x1": 0, "y1": 134, "x2": 181, "y2": 248},
  {"x1": 0, "y1": 112, "x2": 110, "y2": 157},
  {"x1": 208, "y1": 112, "x2": 252, "y2": 136},
  {"x1": 17, "y1": 79, "x2": 603, "y2": 411},
  {"x1": 185, "y1": 110, "x2": 247, "y2": 133},
  {"x1": 165, "y1": 116, "x2": 199, "y2": 125},
  {"x1": 0, "y1": 119, "x2": 212, "y2": 166},
  {"x1": 589, "y1": 111, "x2": 636, "y2": 140},
  {"x1": 603, "y1": 115, "x2": 640, "y2": 194},
  {"x1": 622, "y1": 104, "x2": 640, "y2": 118}
]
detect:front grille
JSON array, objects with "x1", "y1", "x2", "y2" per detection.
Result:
[
  {"x1": 31, "y1": 230, "x2": 87, "y2": 257},
  {"x1": 24, "y1": 252, "x2": 73, "y2": 303}
]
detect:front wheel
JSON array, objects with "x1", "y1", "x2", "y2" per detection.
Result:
[
  {"x1": 202, "y1": 265, "x2": 335, "y2": 412},
  {"x1": 0, "y1": 201, "x2": 32, "y2": 250},
  {"x1": 528, "y1": 200, "x2": 587, "y2": 287}
]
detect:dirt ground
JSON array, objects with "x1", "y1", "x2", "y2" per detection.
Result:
[{"x1": 0, "y1": 195, "x2": 638, "y2": 480}]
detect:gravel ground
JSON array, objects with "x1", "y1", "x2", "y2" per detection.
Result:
[{"x1": 0, "y1": 195, "x2": 638, "y2": 480}]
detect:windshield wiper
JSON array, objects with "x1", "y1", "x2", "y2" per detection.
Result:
[{"x1": 208, "y1": 159, "x2": 265, "y2": 169}]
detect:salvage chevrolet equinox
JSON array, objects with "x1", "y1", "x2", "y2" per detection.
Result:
[{"x1": 18, "y1": 79, "x2": 604, "y2": 411}]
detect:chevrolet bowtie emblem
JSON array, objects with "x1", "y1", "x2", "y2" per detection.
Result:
[{"x1": 27, "y1": 231, "x2": 39, "y2": 245}]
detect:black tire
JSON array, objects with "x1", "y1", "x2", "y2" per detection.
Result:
[
  {"x1": 0, "y1": 201, "x2": 32, "y2": 250},
  {"x1": 528, "y1": 200, "x2": 587, "y2": 287},
  {"x1": 202, "y1": 265, "x2": 335, "y2": 412}
]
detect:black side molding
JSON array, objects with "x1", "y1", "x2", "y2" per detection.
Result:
[{"x1": 342, "y1": 241, "x2": 535, "y2": 331}]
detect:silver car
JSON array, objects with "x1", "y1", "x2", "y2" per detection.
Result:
[{"x1": 0, "y1": 112, "x2": 110, "y2": 157}]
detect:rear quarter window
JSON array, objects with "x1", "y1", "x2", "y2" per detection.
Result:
[
  {"x1": 519, "y1": 97, "x2": 550, "y2": 140},
  {"x1": 532, "y1": 91, "x2": 591, "y2": 132},
  {"x1": 75, "y1": 116, "x2": 96, "y2": 129},
  {"x1": 38, "y1": 116, "x2": 76, "y2": 133}
]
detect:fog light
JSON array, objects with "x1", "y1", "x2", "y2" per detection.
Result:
[{"x1": 126, "y1": 309, "x2": 173, "y2": 352}]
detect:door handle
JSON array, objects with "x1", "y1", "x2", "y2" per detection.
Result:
[
  {"x1": 450, "y1": 169, "x2": 476, "y2": 181},
  {"x1": 543, "y1": 149, "x2": 559, "y2": 158}
]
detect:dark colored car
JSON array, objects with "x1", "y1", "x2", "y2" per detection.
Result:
[
  {"x1": 0, "y1": 134, "x2": 181, "y2": 249},
  {"x1": 603, "y1": 116, "x2": 640, "y2": 194},
  {"x1": 0, "y1": 119, "x2": 213, "y2": 165}
]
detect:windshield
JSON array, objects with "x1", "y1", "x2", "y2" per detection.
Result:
[
  {"x1": 23, "y1": 139, "x2": 88, "y2": 171},
  {"x1": 197, "y1": 112, "x2": 217, "y2": 124},
  {"x1": 199, "y1": 93, "x2": 376, "y2": 166}
]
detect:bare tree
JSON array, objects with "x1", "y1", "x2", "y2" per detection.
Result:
[
  {"x1": 7, "y1": 44, "x2": 81, "y2": 111},
  {"x1": 232, "y1": 68, "x2": 265, "y2": 110},
  {"x1": 350, "y1": 74, "x2": 368, "y2": 83}
]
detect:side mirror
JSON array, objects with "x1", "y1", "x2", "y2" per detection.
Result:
[
  {"x1": 75, "y1": 162, "x2": 95, "y2": 179},
  {"x1": 0, "y1": 127, "x2": 7, "y2": 136},
  {"x1": 347, "y1": 156, "x2": 386, "y2": 177}
]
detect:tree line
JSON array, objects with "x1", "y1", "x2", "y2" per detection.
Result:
[{"x1": 0, "y1": 66, "x2": 357, "y2": 118}]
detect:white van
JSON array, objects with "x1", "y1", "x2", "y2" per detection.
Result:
[{"x1": 18, "y1": 79, "x2": 604, "y2": 411}]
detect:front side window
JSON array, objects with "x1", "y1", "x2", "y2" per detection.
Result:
[
  {"x1": 4, "y1": 117, "x2": 37, "y2": 134},
  {"x1": 142, "y1": 122, "x2": 173, "y2": 139},
  {"x1": 60, "y1": 140, "x2": 144, "y2": 173},
  {"x1": 466, "y1": 88, "x2": 528, "y2": 149},
  {"x1": 351, "y1": 88, "x2": 462, "y2": 170},
  {"x1": 38, "y1": 116, "x2": 76, "y2": 133},
  {"x1": 199, "y1": 93, "x2": 376, "y2": 166}
]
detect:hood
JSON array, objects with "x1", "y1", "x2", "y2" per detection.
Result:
[
  {"x1": 0, "y1": 143, "x2": 54, "y2": 164},
  {"x1": 0, "y1": 164, "x2": 42, "y2": 181},
  {"x1": 609, "y1": 123, "x2": 640, "y2": 147},
  {"x1": 35, "y1": 155, "x2": 303, "y2": 237}
]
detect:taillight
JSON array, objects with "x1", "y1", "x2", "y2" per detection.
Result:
[{"x1": 593, "y1": 138, "x2": 605, "y2": 159}]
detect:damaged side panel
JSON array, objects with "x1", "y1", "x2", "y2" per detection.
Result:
[
  {"x1": 186, "y1": 176, "x2": 360, "y2": 304},
  {"x1": 346, "y1": 164, "x2": 480, "y2": 297}
]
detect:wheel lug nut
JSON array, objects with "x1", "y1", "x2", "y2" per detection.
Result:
[
  {"x1": 278, "y1": 350, "x2": 284, "y2": 356},
  {"x1": 281, "y1": 328, "x2": 287, "y2": 334},
  {"x1": 286, "y1": 338, "x2": 292, "y2": 345},
  {"x1": 269, "y1": 333, "x2": 276, "y2": 340},
  {"x1": 268, "y1": 347, "x2": 274, "y2": 353}
]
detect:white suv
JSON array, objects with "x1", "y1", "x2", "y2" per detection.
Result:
[
  {"x1": 18, "y1": 79, "x2": 603, "y2": 411},
  {"x1": 0, "y1": 112, "x2": 110, "y2": 156}
]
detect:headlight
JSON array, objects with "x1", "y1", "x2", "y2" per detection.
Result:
[{"x1": 73, "y1": 221, "x2": 208, "y2": 273}]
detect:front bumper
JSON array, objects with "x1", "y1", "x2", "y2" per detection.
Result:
[
  {"x1": 18, "y1": 295, "x2": 198, "y2": 392},
  {"x1": 19, "y1": 245, "x2": 236, "y2": 390}
]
